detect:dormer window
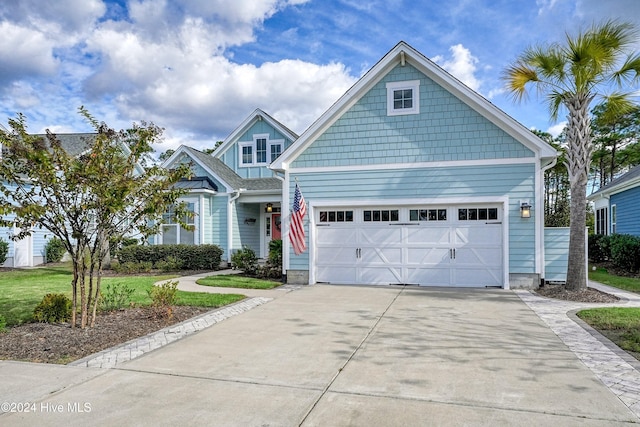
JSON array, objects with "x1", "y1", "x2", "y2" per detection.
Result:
[
  {"x1": 239, "y1": 134, "x2": 284, "y2": 166},
  {"x1": 386, "y1": 80, "x2": 420, "y2": 116}
]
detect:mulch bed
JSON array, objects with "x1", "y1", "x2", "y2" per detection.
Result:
[
  {"x1": 0, "y1": 306, "x2": 211, "y2": 364},
  {"x1": 535, "y1": 284, "x2": 620, "y2": 303}
]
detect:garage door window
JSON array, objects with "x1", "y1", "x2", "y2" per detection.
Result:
[
  {"x1": 458, "y1": 208, "x2": 498, "y2": 221},
  {"x1": 363, "y1": 210, "x2": 399, "y2": 222},
  {"x1": 409, "y1": 209, "x2": 447, "y2": 221},
  {"x1": 320, "y1": 210, "x2": 354, "y2": 222}
]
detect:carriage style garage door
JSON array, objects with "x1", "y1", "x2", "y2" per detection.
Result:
[{"x1": 314, "y1": 205, "x2": 504, "y2": 287}]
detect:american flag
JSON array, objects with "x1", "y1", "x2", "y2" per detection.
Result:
[{"x1": 290, "y1": 183, "x2": 307, "y2": 255}]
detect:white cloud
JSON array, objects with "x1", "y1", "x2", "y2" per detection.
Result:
[
  {"x1": 0, "y1": 21, "x2": 58, "y2": 83},
  {"x1": 74, "y1": 1, "x2": 355, "y2": 143},
  {"x1": 432, "y1": 44, "x2": 481, "y2": 92},
  {"x1": 547, "y1": 121, "x2": 567, "y2": 137}
]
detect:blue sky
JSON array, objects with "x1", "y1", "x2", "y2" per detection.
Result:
[{"x1": 1, "y1": 0, "x2": 639, "y2": 153}]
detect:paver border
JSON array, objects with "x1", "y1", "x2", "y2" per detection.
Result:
[
  {"x1": 515, "y1": 284, "x2": 640, "y2": 419},
  {"x1": 70, "y1": 297, "x2": 272, "y2": 369}
]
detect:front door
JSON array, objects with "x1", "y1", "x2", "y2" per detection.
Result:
[
  {"x1": 272, "y1": 214, "x2": 281, "y2": 240},
  {"x1": 265, "y1": 213, "x2": 282, "y2": 256}
]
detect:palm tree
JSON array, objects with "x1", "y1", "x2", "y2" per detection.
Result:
[{"x1": 504, "y1": 21, "x2": 640, "y2": 291}]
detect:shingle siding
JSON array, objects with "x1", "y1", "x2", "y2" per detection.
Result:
[
  {"x1": 292, "y1": 64, "x2": 534, "y2": 169},
  {"x1": 220, "y1": 120, "x2": 294, "y2": 179}
]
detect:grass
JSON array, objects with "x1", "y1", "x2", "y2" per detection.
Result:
[
  {"x1": 579, "y1": 266, "x2": 640, "y2": 357},
  {"x1": 0, "y1": 264, "x2": 244, "y2": 327},
  {"x1": 589, "y1": 266, "x2": 640, "y2": 293},
  {"x1": 196, "y1": 274, "x2": 281, "y2": 289},
  {"x1": 577, "y1": 308, "x2": 640, "y2": 354}
]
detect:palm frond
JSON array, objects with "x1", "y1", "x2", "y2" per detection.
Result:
[
  {"x1": 503, "y1": 63, "x2": 539, "y2": 102},
  {"x1": 612, "y1": 53, "x2": 640, "y2": 85}
]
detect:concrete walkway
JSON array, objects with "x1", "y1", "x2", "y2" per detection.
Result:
[{"x1": 2, "y1": 278, "x2": 640, "y2": 425}]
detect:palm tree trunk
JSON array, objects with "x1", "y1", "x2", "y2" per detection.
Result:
[{"x1": 564, "y1": 94, "x2": 593, "y2": 291}]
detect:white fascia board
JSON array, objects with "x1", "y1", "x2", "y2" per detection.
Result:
[
  {"x1": 216, "y1": 109, "x2": 298, "y2": 159},
  {"x1": 589, "y1": 177, "x2": 640, "y2": 200},
  {"x1": 271, "y1": 55, "x2": 397, "y2": 171},
  {"x1": 165, "y1": 145, "x2": 235, "y2": 193},
  {"x1": 288, "y1": 156, "x2": 536, "y2": 174},
  {"x1": 160, "y1": 144, "x2": 189, "y2": 169},
  {"x1": 272, "y1": 41, "x2": 557, "y2": 170}
]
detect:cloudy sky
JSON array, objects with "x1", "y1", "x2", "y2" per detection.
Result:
[{"x1": 1, "y1": 0, "x2": 639, "y2": 154}]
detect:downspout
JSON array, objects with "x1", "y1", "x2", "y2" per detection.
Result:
[
  {"x1": 538, "y1": 156, "x2": 558, "y2": 286},
  {"x1": 227, "y1": 189, "x2": 244, "y2": 264}
]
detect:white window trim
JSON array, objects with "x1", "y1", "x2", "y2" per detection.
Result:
[
  {"x1": 255, "y1": 134, "x2": 269, "y2": 165},
  {"x1": 239, "y1": 134, "x2": 284, "y2": 167},
  {"x1": 239, "y1": 141, "x2": 254, "y2": 166},
  {"x1": 269, "y1": 139, "x2": 284, "y2": 163},
  {"x1": 611, "y1": 204, "x2": 617, "y2": 234},
  {"x1": 386, "y1": 80, "x2": 420, "y2": 116}
]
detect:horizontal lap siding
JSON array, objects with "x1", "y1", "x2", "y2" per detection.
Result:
[
  {"x1": 289, "y1": 163, "x2": 536, "y2": 273},
  {"x1": 611, "y1": 187, "x2": 640, "y2": 236},
  {"x1": 233, "y1": 203, "x2": 261, "y2": 255},
  {"x1": 212, "y1": 196, "x2": 228, "y2": 258},
  {"x1": 544, "y1": 227, "x2": 570, "y2": 282}
]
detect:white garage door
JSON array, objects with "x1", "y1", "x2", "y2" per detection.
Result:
[{"x1": 315, "y1": 205, "x2": 503, "y2": 287}]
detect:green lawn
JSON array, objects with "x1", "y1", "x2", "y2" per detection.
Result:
[
  {"x1": 196, "y1": 274, "x2": 281, "y2": 289},
  {"x1": 579, "y1": 267, "x2": 640, "y2": 358},
  {"x1": 589, "y1": 266, "x2": 640, "y2": 293},
  {"x1": 0, "y1": 265, "x2": 244, "y2": 327}
]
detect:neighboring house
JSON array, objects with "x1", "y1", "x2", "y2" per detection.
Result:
[
  {"x1": 270, "y1": 41, "x2": 558, "y2": 289},
  {"x1": 0, "y1": 132, "x2": 148, "y2": 267},
  {"x1": 161, "y1": 109, "x2": 297, "y2": 262},
  {"x1": 588, "y1": 165, "x2": 640, "y2": 237},
  {"x1": 0, "y1": 133, "x2": 96, "y2": 267}
]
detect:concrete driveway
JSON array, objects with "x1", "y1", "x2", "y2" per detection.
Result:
[{"x1": 1, "y1": 285, "x2": 638, "y2": 426}]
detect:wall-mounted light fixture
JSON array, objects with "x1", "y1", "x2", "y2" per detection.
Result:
[
  {"x1": 520, "y1": 200, "x2": 532, "y2": 219},
  {"x1": 244, "y1": 218, "x2": 257, "y2": 224},
  {"x1": 265, "y1": 203, "x2": 273, "y2": 213}
]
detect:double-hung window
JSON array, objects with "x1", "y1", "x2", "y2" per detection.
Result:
[
  {"x1": 386, "y1": 80, "x2": 420, "y2": 116},
  {"x1": 162, "y1": 202, "x2": 195, "y2": 244},
  {"x1": 239, "y1": 134, "x2": 284, "y2": 166}
]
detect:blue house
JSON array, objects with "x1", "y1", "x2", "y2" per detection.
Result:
[
  {"x1": 270, "y1": 41, "x2": 558, "y2": 289},
  {"x1": 0, "y1": 133, "x2": 106, "y2": 267},
  {"x1": 589, "y1": 165, "x2": 640, "y2": 236},
  {"x1": 161, "y1": 109, "x2": 297, "y2": 262}
]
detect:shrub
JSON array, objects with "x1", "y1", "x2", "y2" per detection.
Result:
[
  {"x1": 258, "y1": 239, "x2": 282, "y2": 279},
  {"x1": 148, "y1": 280, "x2": 179, "y2": 319},
  {"x1": 110, "y1": 237, "x2": 139, "y2": 259},
  {"x1": 231, "y1": 246, "x2": 258, "y2": 275},
  {"x1": 111, "y1": 260, "x2": 153, "y2": 274},
  {"x1": 33, "y1": 293, "x2": 72, "y2": 323},
  {"x1": 118, "y1": 244, "x2": 223, "y2": 270},
  {"x1": 610, "y1": 234, "x2": 640, "y2": 273},
  {"x1": 154, "y1": 256, "x2": 184, "y2": 272},
  {"x1": 99, "y1": 282, "x2": 135, "y2": 311},
  {"x1": 588, "y1": 234, "x2": 610, "y2": 263},
  {"x1": 0, "y1": 238, "x2": 8, "y2": 265},
  {"x1": 44, "y1": 237, "x2": 66, "y2": 263}
]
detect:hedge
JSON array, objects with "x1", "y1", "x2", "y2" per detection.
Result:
[
  {"x1": 589, "y1": 233, "x2": 640, "y2": 274},
  {"x1": 117, "y1": 244, "x2": 223, "y2": 270}
]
